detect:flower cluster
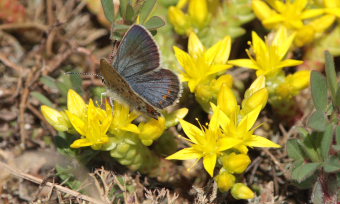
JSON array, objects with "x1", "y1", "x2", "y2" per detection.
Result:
[
  {"x1": 167, "y1": 77, "x2": 280, "y2": 199},
  {"x1": 229, "y1": 27, "x2": 310, "y2": 115},
  {"x1": 174, "y1": 32, "x2": 233, "y2": 111},
  {"x1": 252, "y1": 0, "x2": 340, "y2": 46},
  {"x1": 42, "y1": 89, "x2": 188, "y2": 171},
  {"x1": 168, "y1": 0, "x2": 212, "y2": 35}
]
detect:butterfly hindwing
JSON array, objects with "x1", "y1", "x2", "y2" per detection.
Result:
[
  {"x1": 128, "y1": 68, "x2": 180, "y2": 109},
  {"x1": 113, "y1": 25, "x2": 160, "y2": 79}
]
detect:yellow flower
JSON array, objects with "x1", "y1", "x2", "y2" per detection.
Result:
[
  {"x1": 252, "y1": 0, "x2": 323, "y2": 30},
  {"x1": 276, "y1": 70, "x2": 311, "y2": 99},
  {"x1": 324, "y1": 0, "x2": 340, "y2": 18},
  {"x1": 215, "y1": 172, "x2": 236, "y2": 192},
  {"x1": 294, "y1": 15, "x2": 336, "y2": 46},
  {"x1": 109, "y1": 101, "x2": 140, "y2": 135},
  {"x1": 166, "y1": 119, "x2": 241, "y2": 177},
  {"x1": 168, "y1": 6, "x2": 192, "y2": 35},
  {"x1": 213, "y1": 80, "x2": 280, "y2": 154},
  {"x1": 66, "y1": 99, "x2": 112, "y2": 149},
  {"x1": 213, "y1": 104, "x2": 280, "y2": 154},
  {"x1": 252, "y1": 0, "x2": 338, "y2": 46},
  {"x1": 241, "y1": 76, "x2": 268, "y2": 116},
  {"x1": 221, "y1": 152, "x2": 251, "y2": 174},
  {"x1": 188, "y1": 0, "x2": 210, "y2": 29},
  {"x1": 231, "y1": 183, "x2": 255, "y2": 200},
  {"x1": 174, "y1": 32, "x2": 232, "y2": 92},
  {"x1": 195, "y1": 74, "x2": 234, "y2": 112},
  {"x1": 138, "y1": 117, "x2": 166, "y2": 146},
  {"x1": 168, "y1": 0, "x2": 210, "y2": 35},
  {"x1": 229, "y1": 27, "x2": 303, "y2": 76},
  {"x1": 67, "y1": 89, "x2": 87, "y2": 119},
  {"x1": 41, "y1": 105, "x2": 70, "y2": 131}
]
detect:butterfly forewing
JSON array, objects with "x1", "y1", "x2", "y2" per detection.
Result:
[{"x1": 113, "y1": 25, "x2": 160, "y2": 78}]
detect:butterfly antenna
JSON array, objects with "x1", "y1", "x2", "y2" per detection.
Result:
[{"x1": 65, "y1": 72, "x2": 104, "y2": 80}]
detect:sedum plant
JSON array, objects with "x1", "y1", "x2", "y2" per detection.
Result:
[
  {"x1": 101, "y1": 0, "x2": 166, "y2": 39},
  {"x1": 287, "y1": 51, "x2": 340, "y2": 204}
]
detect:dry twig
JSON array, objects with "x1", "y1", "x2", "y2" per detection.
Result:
[{"x1": 0, "y1": 161, "x2": 106, "y2": 204}]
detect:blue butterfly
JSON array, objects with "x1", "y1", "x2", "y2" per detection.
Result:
[{"x1": 100, "y1": 24, "x2": 180, "y2": 119}]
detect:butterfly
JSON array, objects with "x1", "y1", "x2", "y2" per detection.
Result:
[{"x1": 99, "y1": 24, "x2": 181, "y2": 119}]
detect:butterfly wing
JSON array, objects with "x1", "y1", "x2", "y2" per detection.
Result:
[
  {"x1": 128, "y1": 68, "x2": 180, "y2": 109},
  {"x1": 113, "y1": 24, "x2": 160, "y2": 78}
]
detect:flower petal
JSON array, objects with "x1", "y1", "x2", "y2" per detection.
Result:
[
  {"x1": 70, "y1": 138, "x2": 93, "y2": 148},
  {"x1": 179, "y1": 119, "x2": 203, "y2": 144},
  {"x1": 252, "y1": 0, "x2": 276, "y2": 21},
  {"x1": 203, "y1": 153, "x2": 217, "y2": 177},
  {"x1": 228, "y1": 59, "x2": 259, "y2": 70},
  {"x1": 218, "y1": 84, "x2": 237, "y2": 117},
  {"x1": 244, "y1": 135, "x2": 281, "y2": 148},
  {"x1": 207, "y1": 64, "x2": 232, "y2": 76},
  {"x1": 217, "y1": 137, "x2": 241, "y2": 151},
  {"x1": 166, "y1": 147, "x2": 202, "y2": 160},
  {"x1": 66, "y1": 111, "x2": 86, "y2": 136},
  {"x1": 67, "y1": 89, "x2": 86, "y2": 118},
  {"x1": 188, "y1": 32, "x2": 204, "y2": 57},
  {"x1": 239, "y1": 105, "x2": 261, "y2": 131},
  {"x1": 300, "y1": 9, "x2": 324, "y2": 19},
  {"x1": 206, "y1": 36, "x2": 232, "y2": 65},
  {"x1": 277, "y1": 59, "x2": 303, "y2": 68}
]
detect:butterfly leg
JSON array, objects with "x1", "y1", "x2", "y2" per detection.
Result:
[{"x1": 100, "y1": 92, "x2": 107, "y2": 106}]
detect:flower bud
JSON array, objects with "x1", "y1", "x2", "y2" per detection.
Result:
[
  {"x1": 138, "y1": 117, "x2": 166, "y2": 146},
  {"x1": 189, "y1": 0, "x2": 209, "y2": 29},
  {"x1": 168, "y1": 6, "x2": 191, "y2": 35},
  {"x1": 41, "y1": 105, "x2": 70, "y2": 131},
  {"x1": 215, "y1": 172, "x2": 236, "y2": 192},
  {"x1": 222, "y1": 153, "x2": 251, "y2": 174},
  {"x1": 231, "y1": 183, "x2": 255, "y2": 199}
]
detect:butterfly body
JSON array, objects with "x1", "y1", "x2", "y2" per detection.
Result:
[{"x1": 100, "y1": 25, "x2": 180, "y2": 119}]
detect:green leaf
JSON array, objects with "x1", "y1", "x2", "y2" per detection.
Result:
[
  {"x1": 311, "y1": 180, "x2": 323, "y2": 204},
  {"x1": 307, "y1": 110, "x2": 328, "y2": 131},
  {"x1": 119, "y1": 0, "x2": 129, "y2": 18},
  {"x1": 31, "y1": 92, "x2": 54, "y2": 107},
  {"x1": 69, "y1": 73, "x2": 83, "y2": 95},
  {"x1": 292, "y1": 174, "x2": 317, "y2": 189},
  {"x1": 324, "y1": 51, "x2": 337, "y2": 101},
  {"x1": 292, "y1": 162, "x2": 321, "y2": 182},
  {"x1": 144, "y1": 16, "x2": 165, "y2": 30},
  {"x1": 159, "y1": 0, "x2": 178, "y2": 7},
  {"x1": 335, "y1": 85, "x2": 340, "y2": 108},
  {"x1": 287, "y1": 139, "x2": 305, "y2": 160},
  {"x1": 125, "y1": 4, "x2": 135, "y2": 23},
  {"x1": 302, "y1": 132, "x2": 322, "y2": 162},
  {"x1": 111, "y1": 23, "x2": 131, "y2": 39},
  {"x1": 139, "y1": 0, "x2": 156, "y2": 23},
  {"x1": 101, "y1": 0, "x2": 115, "y2": 23},
  {"x1": 310, "y1": 71, "x2": 328, "y2": 112},
  {"x1": 323, "y1": 156, "x2": 340, "y2": 173},
  {"x1": 56, "y1": 165, "x2": 82, "y2": 191},
  {"x1": 40, "y1": 76, "x2": 57, "y2": 89},
  {"x1": 336, "y1": 125, "x2": 340, "y2": 145},
  {"x1": 320, "y1": 124, "x2": 333, "y2": 160},
  {"x1": 296, "y1": 127, "x2": 309, "y2": 139}
]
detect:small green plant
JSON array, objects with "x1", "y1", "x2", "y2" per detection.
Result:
[
  {"x1": 101, "y1": 0, "x2": 165, "y2": 39},
  {"x1": 287, "y1": 51, "x2": 340, "y2": 204}
]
